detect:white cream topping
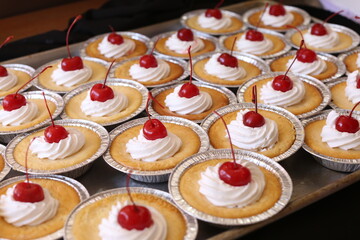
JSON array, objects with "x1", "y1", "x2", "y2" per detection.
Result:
[
  {"x1": 321, "y1": 110, "x2": 360, "y2": 150},
  {"x1": 165, "y1": 33, "x2": 205, "y2": 54},
  {"x1": 260, "y1": 74, "x2": 306, "y2": 107},
  {"x1": 197, "y1": 12, "x2": 232, "y2": 30},
  {"x1": 262, "y1": 6, "x2": 294, "y2": 27},
  {"x1": 81, "y1": 90, "x2": 128, "y2": 117},
  {"x1": 126, "y1": 130, "x2": 182, "y2": 162},
  {"x1": 0, "y1": 71, "x2": 18, "y2": 91},
  {"x1": 345, "y1": 70, "x2": 360, "y2": 104},
  {"x1": 198, "y1": 161, "x2": 265, "y2": 208},
  {"x1": 287, "y1": 56, "x2": 327, "y2": 75},
  {"x1": 235, "y1": 33, "x2": 274, "y2": 55},
  {"x1": 164, "y1": 85, "x2": 212, "y2": 115},
  {"x1": 51, "y1": 63, "x2": 92, "y2": 87},
  {"x1": 204, "y1": 53, "x2": 246, "y2": 80},
  {"x1": 0, "y1": 185, "x2": 59, "y2": 227},
  {"x1": 98, "y1": 36, "x2": 136, "y2": 58},
  {"x1": 0, "y1": 102, "x2": 38, "y2": 126},
  {"x1": 226, "y1": 109, "x2": 278, "y2": 151},
  {"x1": 356, "y1": 53, "x2": 360, "y2": 68},
  {"x1": 29, "y1": 128, "x2": 85, "y2": 160},
  {"x1": 98, "y1": 201, "x2": 167, "y2": 240},
  {"x1": 129, "y1": 58, "x2": 170, "y2": 82},
  {"x1": 304, "y1": 24, "x2": 340, "y2": 49}
]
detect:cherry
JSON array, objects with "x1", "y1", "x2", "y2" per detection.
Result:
[
  {"x1": 272, "y1": 75, "x2": 293, "y2": 92},
  {"x1": 178, "y1": 46, "x2": 200, "y2": 98},
  {"x1": 243, "y1": 85, "x2": 265, "y2": 128},
  {"x1": 269, "y1": 4, "x2": 286, "y2": 16},
  {"x1": 107, "y1": 26, "x2": 123, "y2": 45},
  {"x1": 217, "y1": 37, "x2": 238, "y2": 68},
  {"x1": 245, "y1": 29, "x2": 264, "y2": 41},
  {"x1": 139, "y1": 39, "x2": 158, "y2": 69},
  {"x1": 177, "y1": 28, "x2": 194, "y2": 42},
  {"x1": 310, "y1": 10, "x2": 343, "y2": 36},
  {"x1": 205, "y1": 0, "x2": 224, "y2": 19},
  {"x1": 335, "y1": 101, "x2": 360, "y2": 133},
  {"x1": 13, "y1": 181, "x2": 45, "y2": 203},
  {"x1": 90, "y1": 60, "x2": 115, "y2": 102},
  {"x1": 0, "y1": 65, "x2": 8, "y2": 77},
  {"x1": 286, "y1": 25, "x2": 317, "y2": 63},
  {"x1": 357, "y1": 75, "x2": 360, "y2": 89}
]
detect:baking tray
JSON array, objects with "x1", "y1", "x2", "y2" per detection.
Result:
[{"x1": 2, "y1": 1, "x2": 359, "y2": 240}]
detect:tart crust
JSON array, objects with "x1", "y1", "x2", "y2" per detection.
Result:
[
  {"x1": 248, "y1": 10, "x2": 304, "y2": 31},
  {"x1": 186, "y1": 16, "x2": 244, "y2": 34},
  {"x1": 343, "y1": 52, "x2": 359, "y2": 73},
  {"x1": 0, "y1": 69, "x2": 31, "y2": 98},
  {"x1": 0, "y1": 155, "x2": 4, "y2": 172},
  {"x1": 330, "y1": 82, "x2": 360, "y2": 111}
]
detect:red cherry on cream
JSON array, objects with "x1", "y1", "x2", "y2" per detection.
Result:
[
  {"x1": 245, "y1": 29, "x2": 264, "y2": 41},
  {"x1": 178, "y1": 46, "x2": 200, "y2": 98},
  {"x1": 272, "y1": 75, "x2": 293, "y2": 92},
  {"x1": 269, "y1": 4, "x2": 286, "y2": 16},
  {"x1": 218, "y1": 162, "x2": 251, "y2": 186},
  {"x1": 3, "y1": 94, "x2": 26, "y2": 111},
  {"x1": 243, "y1": 85, "x2": 265, "y2": 128},
  {"x1": 139, "y1": 39, "x2": 158, "y2": 69},
  {"x1": 357, "y1": 75, "x2": 360, "y2": 89},
  {"x1": 44, "y1": 125, "x2": 69, "y2": 143},
  {"x1": 217, "y1": 53, "x2": 238, "y2": 68},
  {"x1": 13, "y1": 181, "x2": 45, "y2": 203},
  {"x1": 335, "y1": 101, "x2": 360, "y2": 133},
  {"x1": 205, "y1": 9, "x2": 222, "y2": 19},
  {"x1": 310, "y1": 10, "x2": 344, "y2": 36},
  {"x1": 0, "y1": 65, "x2": 8, "y2": 77},
  {"x1": 118, "y1": 205, "x2": 153, "y2": 230},
  {"x1": 108, "y1": 32, "x2": 124, "y2": 45},
  {"x1": 177, "y1": 28, "x2": 194, "y2": 41},
  {"x1": 90, "y1": 60, "x2": 115, "y2": 102},
  {"x1": 296, "y1": 48, "x2": 317, "y2": 63}
]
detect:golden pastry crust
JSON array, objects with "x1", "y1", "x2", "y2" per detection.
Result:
[
  {"x1": 37, "y1": 60, "x2": 107, "y2": 92},
  {"x1": 0, "y1": 69, "x2": 31, "y2": 98},
  {"x1": 0, "y1": 155, "x2": 4, "y2": 172},
  {"x1": 305, "y1": 120, "x2": 360, "y2": 159},
  {"x1": 243, "y1": 78, "x2": 323, "y2": 116},
  {"x1": 152, "y1": 86, "x2": 230, "y2": 121},
  {"x1": 186, "y1": 15, "x2": 244, "y2": 34},
  {"x1": 0, "y1": 179, "x2": 80, "y2": 240},
  {"x1": 330, "y1": 82, "x2": 360, "y2": 111},
  {"x1": 270, "y1": 55, "x2": 338, "y2": 81},
  {"x1": 208, "y1": 109, "x2": 296, "y2": 158},
  {"x1": 65, "y1": 85, "x2": 143, "y2": 124},
  {"x1": 0, "y1": 99, "x2": 56, "y2": 132},
  {"x1": 85, "y1": 36, "x2": 148, "y2": 62},
  {"x1": 13, "y1": 126, "x2": 101, "y2": 171},
  {"x1": 343, "y1": 52, "x2": 359, "y2": 73},
  {"x1": 194, "y1": 57, "x2": 262, "y2": 86},
  {"x1": 248, "y1": 10, "x2": 304, "y2": 30},
  {"x1": 71, "y1": 193, "x2": 187, "y2": 240},
  {"x1": 114, "y1": 59, "x2": 184, "y2": 86},
  {"x1": 179, "y1": 159, "x2": 282, "y2": 218},
  {"x1": 110, "y1": 123, "x2": 201, "y2": 171}
]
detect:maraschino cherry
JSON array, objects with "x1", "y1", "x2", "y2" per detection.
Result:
[
  {"x1": 245, "y1": 3, "x2": 268, "y2": 41},
  {"x1": 205, "y1": 0, "x2": 224, "y2": 19},
  {"x1": 0, "y1": 36, "x2": 14, "y2": 77},
  {"x1": 107, "y1": 25, "x2": 124, "y2": 45},
  {"x1": 2, "y1": 66, "x2": 52, "y2": 111},
  {"x1": 287, "y1": 25, "x2": 317, "y2": 63},
  {"x1": 269, "y1": 3, "x2": 286, "y2": 16},
  {"x1": 61, "y1": 15, "x2": 84, "y2": 71},
  {"x1": 139, "y1": 39, "x2": 158, "y2": 69},
  {"x1": 357, "y1": 74, "x2": 360, "y2": 89},
  {"x1": 178, "y1": 46, "x2": 200, "y2": 98},
  {"x1": 310, "y1": 10, "x2": 343, "y2": 36},
  {"x1": 217, "y1": 37, "x2": 238, "y2": 68},
  {"x1": 243, "y1": 85, "x2": 265, "y2": 128},
  {"x1": 117, "y1": 174, "x2": 153, "y2": 230},
  {"x1": 177, "y1": 28, "x2": 194, "y2": 42},
  {"x1": 90, "y1": 60, "x2": 115, "y2": 102},
  {"x1": 335, "y1": 101, "x2": 360, "y2": 134},
  {"x1": 143, "y1": 92, "x2": 167, "y2": 140}
]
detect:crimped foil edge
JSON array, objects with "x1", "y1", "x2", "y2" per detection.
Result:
[
  {"x1": 338, "y1": 46, "x2": 360, "y2": 74},
  {"x1": 0, "y1": 144, "x2": 10, "y2": 182}
]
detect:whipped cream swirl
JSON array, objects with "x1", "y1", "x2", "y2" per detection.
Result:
[
  {"x1": 129, "y1": 58, "x2": 170, "y2": 82},
  {"x1": 165, "y1": 33, "x2": 205, "y2": 54},
  {"x1": 356, "y1": 53, "x2": 360, "y2": 68},
  {"x1": 260, "y1": 74, "x2": 306, "y2": 107},
  {"x1": 51, "y1": 63, "x2": 92, "y2": 87},
  {"x1": 164, "y1": 85, "x2": 212, "y2": 114},
  {"x1": 226, "y1": 109, "x2": 278, "y2": 151},
  {"x1": 262, "y1": 6, "x2": 294, "y2": 27},
  {"x1": 321, "y1": 110, "x2": 360, "y2": 150},
  {"x1": 198, "y1": 161, "x2": 265, "y2": 208},
  {"x1": 0, "y1": 184, "x2": 59, "y2": 227},
  {"x1": 304, "y1": 25, "x2": 339, "y2": 49},
  {"x1": 126, "y1": 130, "x2": 182, "y2": 162},
  {"x1": 0, "y1": 102, "x2": 38, "y2": 126},
  {"x1": 0, "y1": 71, "x2": 18, "y2": 91},
  {"x1": 98, "y1": 36, "x2": 136, "y2": 58},
  {"x1": 98, "y1": 201, "x2": 167, "y2": 240},
  {"x1": 204, "y1": 53, "x2": 246, "y2": 80},
  {"x1": 81, "y1": 91, "x2": 128, "y2": 117},
  {"x1": 287, "y1": 56, "x2": 327, "y2": 75},
  {"x1": 345, "y1": 70, "x2": 360, "y2": 104},
  {"x1": 197, "y1": 12, "x2": 232, "y2": 30},
  {"x1": 29, "y1": 128, "x2": 85, "y2": 160},
  {"x1": 235, "y1": 33, "x2": 273, "y2": 55}
]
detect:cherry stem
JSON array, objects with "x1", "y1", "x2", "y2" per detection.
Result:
[
  {"x1": 42, "y1": 92, "x2": 55, "y2": 127},
  {"x1": 282, "y1": 40, "x2": 304, "y2": 80},
  {"x1": 256, "y1": 3, "x2": 268, "y2": 30},
  {"x1": 214, "y1": 0, "x2": 224, "y2": 9},
  {"x1": 349, "y1": 101, "x2": 360, "y2": 118},
  {"x1": 188, "y1": 46, "x2": 193, "y2": 85},
  {"x1": 323, "y1": 10, "x2": 343, "y2": 24},
  {"x1": 0, "y1": 36, "x2": 14, "y2": 49},
  {"x1": 125, "y1": 173, "x2": 138, "y2": 212},
  {"x1": 108, "y1": 25, "x2": 116, "y2": 33},
  {"x1": 252, "y1": 85, "x2": 258, "y2": 113},
  {"x1": 145, "y1": 92, "x2": 164, "y2": 123},
  {"x1": 103, "y1": 60, "x2": 115, "y2": 88},
  {"x1": 230, "y1": 37, "x2": 237, "y2": 56},
  {"x1": 286, "y1": 25, "x2": 307, "y2": 49},
  {"x1": 150, "y1": 38, "x2": 158, "y2": 55},
  {"x1": 65, "y1": 15, "x2": 82, "y2": 59},
  {"x1": 15, "y1": 66, "x2": 52, "y2": 96},
  {"x1": 25, "y1": 137, "x2": 37, "y2": 184}
]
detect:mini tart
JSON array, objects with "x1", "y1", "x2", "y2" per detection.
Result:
[
  {"x1": 339, "y1": 47, "x2": 360, "y2": 73},
  {"x1": 0, "y1": 64, "x2": 34, "y2": 99},
  {"x1": 328, "y1": 78, "x2": 360, "y2": 111}
]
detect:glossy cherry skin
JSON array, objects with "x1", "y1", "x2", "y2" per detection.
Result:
[
  {"x1": 90, "y1": 83, "x2": 115, "y2": 102},
  {"x1": 245, "y1": 29, "x2": 264, "y2": 41},
  {"x1": 139, "y1": 55, "x2": 158, "y2": 69},
  {"x1": 269, "y1": 4, "x2": 286, "y2": 16},
  {"x1": 13, "y1": 182, "x2": 45, "y2": 203},
  {"x1": 177, "y1": 28, "x2": 194, "y2": 42},
  {"x1": 272, "y1": 75, "x2": 293, "y2": 92},
  {"x1": 178, "y1": 82, "x2": 200, "y2": 98},
  {"x1": 356, "y1": 76, "x2": 360, "y2": 89},
  {"x1": 218, "y1": 162, "x2": 251, "y2": 186},
  {"x1": 44, "y1": 125, "x2": 69, "y2": 143},
  {"x1": 61, "y1": 56, "x2": 84, "y2": 71},
  {"x1": 2, "y1": 94, "x2": 26, "y2": 111},
  {"x1": 107, "y1": 32, "x2": 124, "y2": 45},
  {"x1": 310, "y1": 23, "x2": 327, "y2": 36},
  {"x1": 117, "y1": 205, "x2": 153, "y2": 230},
  {"x1": 205, "y1": 8, "x2": 222, "y2": 19},
  {"x1": 243, "y1": 110, "x2": 265, "y2": 128},
  {"x1": 335, "y1": 115, "x2": 359, "y2": 133},
  {"x1": 143, "y1": 119, "x2": 168, "y2": 140},
  {"x1": 217, "y1": 53, "x2": 238, "y2": 68},
  {"x1": 0, "y1": 65, "x2": 8, "y2": 77},
  {"x1": 296, "y1": 48, "x2": 317, "y2": 63}
]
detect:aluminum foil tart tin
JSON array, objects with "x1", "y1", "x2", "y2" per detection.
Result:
[
  {"x1": 5, "y1": 119, "x2": 110, "y2": 178},
  {"x1": 103, "y1": 116, "x2": 210, "y2": 183},
  {"x1": 64, "y1": 187, "x2": 198, "y2": 240},
  {"x1": 266, "y1": 50, "x2": 346, "y2": 83},
  {"x1": 0, "y1": 144, "x2": 10, "y2": 182},
  {"x1": 110, "y1": 55, "x2": 189, "y2": 88},
  {"x1": 149, "y1": 81, "x2": 238, "y2": 123},
  {"x1": 33, "y1": 57, "x2": 109, "y2": 95},
  {"x1": 338, "y1": 46, "x2": 360, "y2": 74},
  {"x1": 61, "y1": 79, "x2": 148, "y2": 127},
  {"x1": 180, "y1": 9, "x2": 246, "y2": 36},
  {"x1": 151, "y1": 31, "x2": 219, "y2": 60},
  {"x1": 200, "y1": 103, "x2": 304, "y2": 162},
  {"x1": 1, "y1": 64, "x2": 35, "y2": 99},
  {"x1": 168, "y1": 149, "x2": 293, "y2": 226},
  {"x1": 302, "y1": 109, "x2": 360, "y2": 172},
  {"x1": 285, "y1": 23, "x2": 360, "y2": 54},
  {"x1": 237, "y1": 72, "x2": 331, "y2": 119},
  {"x1": 191, "y1": 51, "x2": 270, "y2": 88},
  {"x1": 0, "y1": 174, "x2": 89, "y2": 240},
  {"x1": 218, "y1": 28, "x2": 292, "y2": 59},
  {"x1": 243, "y1": 5, "x2": 311, "y2": 32},
  {"x1": 0, "y1": 91, "x2": 64, "y2": 144},
  {"x1": 326, "y1": 77, "x2": 348, "y2": 111}
]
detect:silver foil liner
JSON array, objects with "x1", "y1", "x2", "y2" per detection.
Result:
[
  {"x1": 338, "y1": 46, "x2": 360, "y2": 74},
  {"x1": 0, "y1": 91, "x2": 64, "y2": 144},
  {"x1": 149, "y1": 81, "x2": 238, "y2": 123},
  {"x1": 218, "y1": 28, "x2": 292, "y2": 59},
  {"x1": 33, "y1": 57, "x2": 109, "y2": 95},
  {"x1": 0, "y1": 144, "x2": 10, "y2": 182},
  {"x1": 302, "y1": 109, "x2": 360, "y2": 172},
  {"x1": 200, "y1": 103, "x2": 304, "y2": 162},
  {"x1": 168, "y1": 149, "x2": 293, "y2": 226},
  {"x1": 1, "y1": 64, "x2": 35, "y2": 99},
  {"x1": 64, "y1": 187, "x2": 198, "y2": 240},
  {"x1": 5, "y1": 119, "x2": 110, "y2": 178},
  {"x1": 285, "y1": 23, "x2": 360, "y2": 54},
  {"x1": 0, "y1": 174, "x2": 89, "y2": 240},
  {"x1": 61, "y1": 79, "x2": 148, "y2": 127},
  {"x1": 110, "y1": 55, "x2": 189, "y2": 88},
  {"x1": 191, "y1": 51, "x2": 270, "y2": 88},
  {"x1": 103, "y1": 116, "x2": 210, "y2": 183},
  {"x1": 180, "y1": 9, "x2": 246, "y2": 36},
  {"x1": 237, "y1": 72, "x2": 331, "y2": 119}
]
